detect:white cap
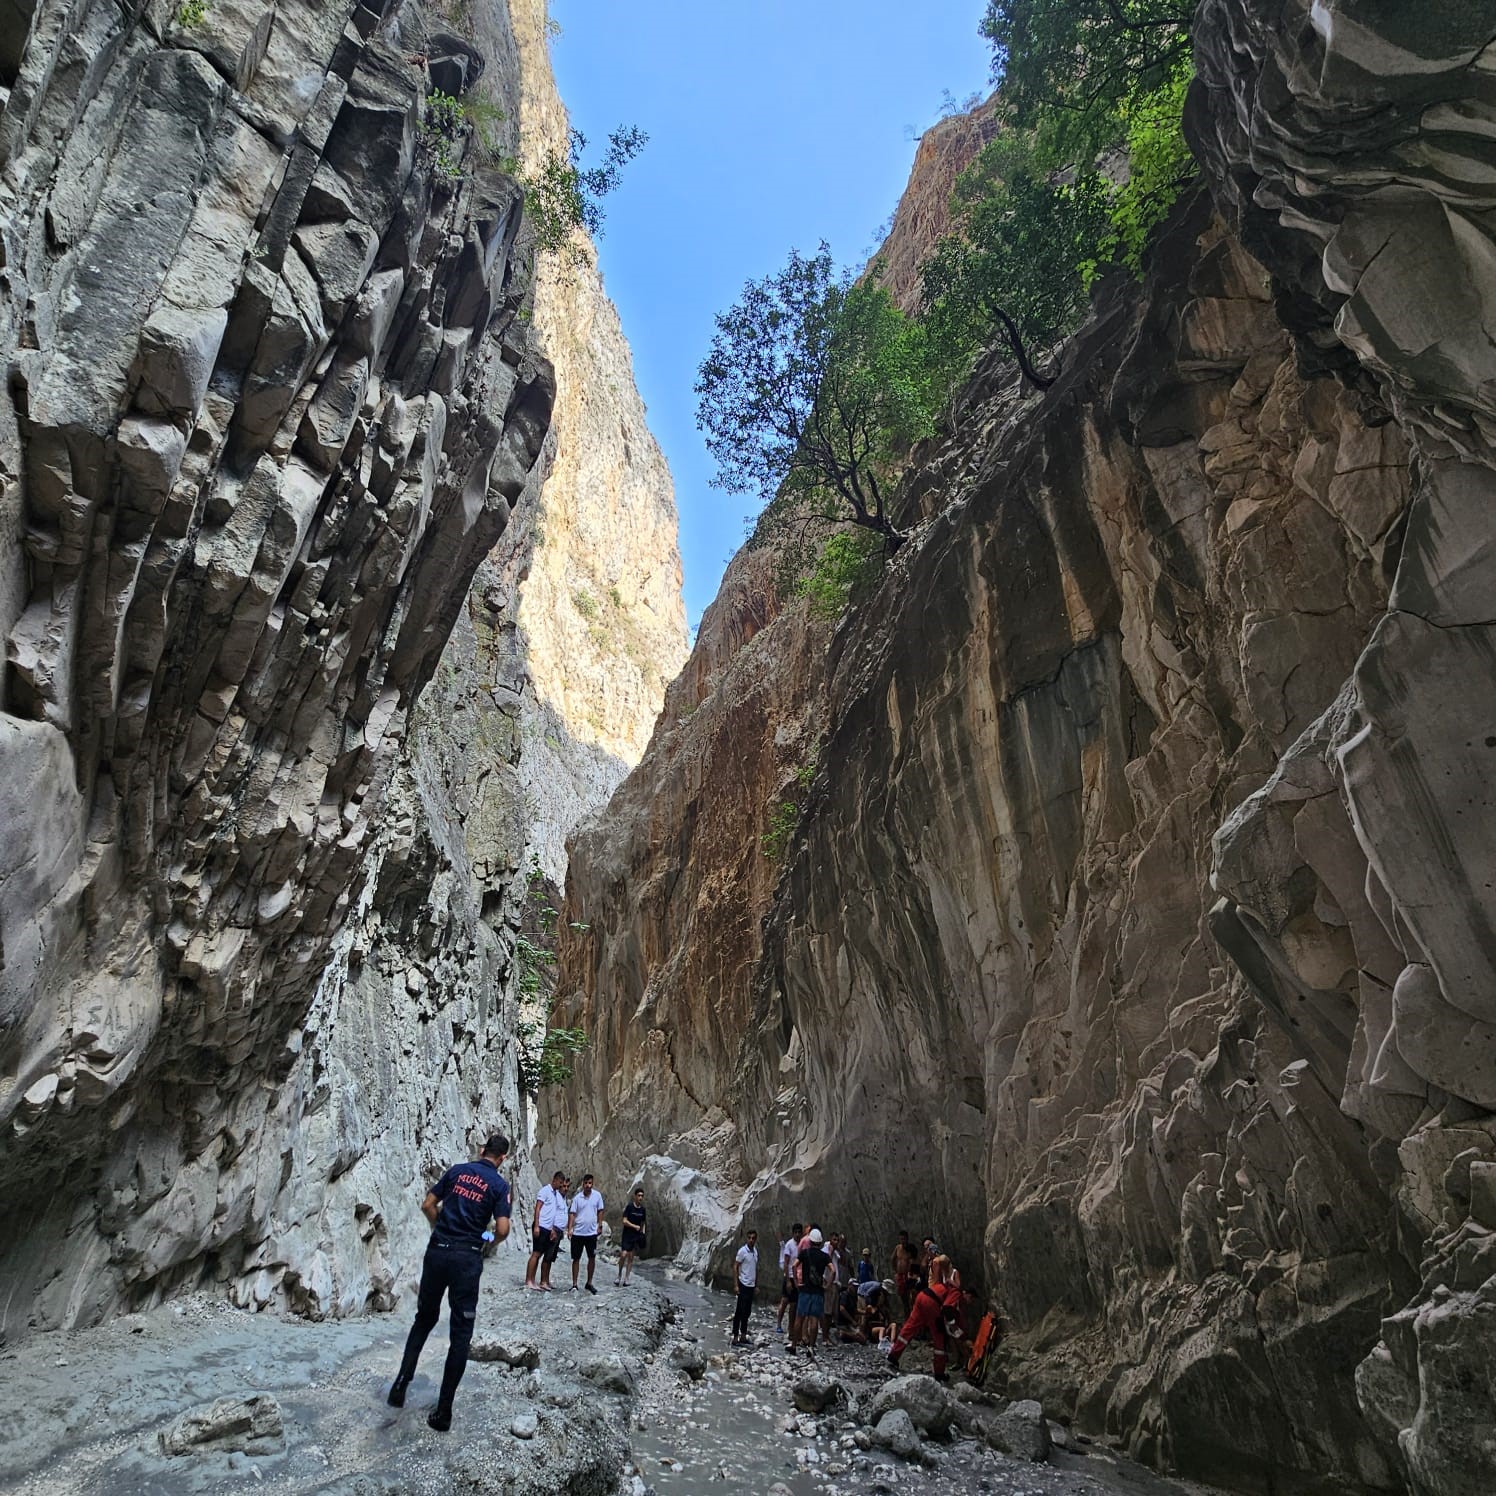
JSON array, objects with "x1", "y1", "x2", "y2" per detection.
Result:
[{"x1": 809, "y1": 1228, "x2": 824, "y2": 1244}]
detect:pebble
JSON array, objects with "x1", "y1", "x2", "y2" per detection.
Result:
[{"x1": 509, "y1": 1410, "x2": 538, "y2": 1439}]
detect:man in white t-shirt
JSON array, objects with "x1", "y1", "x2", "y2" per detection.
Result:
[
  {"x1": 731, "y1": 1229, "x2": 760, "y2": 1345},
  {"x1": 775, "y1": 1222, "x2": 802, "y2": 1336},
  {"x1": 567, "y1": 1174, "x2": 605, "y2": 1294},
  {"x1": 526, "y1": 1169, "x2": 567, "y2": 1290}
]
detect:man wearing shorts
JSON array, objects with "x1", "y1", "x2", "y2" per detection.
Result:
[
  {"x1": 617, "y1": 1187, "x2": 647, "y2": 1286},
  {"x1": 526, "y1": 1170, "x2": 566, "y2": 1290},
  {"x1": 788, "y1": 1228, "x2": 829, "y2": 1356},
  {"x1": 568, "y1": 1173, "x2": 604, "y2": 1293}
]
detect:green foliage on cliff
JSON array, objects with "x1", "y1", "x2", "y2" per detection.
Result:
[
  {"x1": 795, "y1": 530, "x2": 885, "y2": 622},
  {"x1": 761, "y1": 800, "x2": 800, "y2": 863},
  {"x1": 922, "y1": 135, "x2": 1110, "y2": 386},
  {"x1": 981, "y1": 0, "x2": 1193, "y2": 163},
  {"x1": 176, "y1": 0, "x2": 208, "y2": 25},
  {"x1": 917, "y1": 1, "x2": 1196, "y2": 388},
  {"x1": 515, "y1": 859, "x2": 589, "y2": 1093},
  {"x1": 696, "y1": 246, "x2": 938, "y2": 553},
  {"x1": 521, "y1": 126, "x2": 648, "y2": 256},
  {"x1": 419, "y1": 90, "x2": 644, "y2": 256}
]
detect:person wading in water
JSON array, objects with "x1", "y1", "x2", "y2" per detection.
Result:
[{"x1": 388, "y1": 1133, "x2": 512, "y2": 1431}]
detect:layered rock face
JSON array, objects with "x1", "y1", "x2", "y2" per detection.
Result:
[
  {"x1": 544, "y1": 5, "x2": 1495, "y2": 1493},
  {"x1": 0, "y1": 0, "x2": 672, "y2": 1341},
  {"x1": 0, "y1": 0, "x2": 684, "y2": 1338}
]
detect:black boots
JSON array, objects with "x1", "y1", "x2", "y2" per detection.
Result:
[
  {"x1": 386, "y1": 1376, "x2": 410, "y2": 1408},
  {"x1": 427, "y1": 1405, "x2": 453, "y2": 1432}
]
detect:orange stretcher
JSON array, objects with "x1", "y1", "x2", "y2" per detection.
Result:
[{"x1": 966, "y1": 1310, "x2": 1000, "y2": 1385}]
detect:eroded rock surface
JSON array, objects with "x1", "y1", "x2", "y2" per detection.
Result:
[
  {"x1": 544, "y1": 6, "x2": 1496, "y2": 1493},
  {"x1": 0, "y1": 0, "x2": 686, "y2": 1343}
]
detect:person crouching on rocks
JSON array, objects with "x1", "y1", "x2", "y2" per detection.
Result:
[
  {"x1": 617, "y1": 1187, "x2": 647, "y2": 1287},
  {"x1": 568, "y1": 1173, "x2": 604, "y2": 1293},
  {"x1": 388, "y1": 1133, "x2": 512, "y2": 1431},
  {"x1": 886, "y1": 1253, "x2": 964, "y2": 1382}
]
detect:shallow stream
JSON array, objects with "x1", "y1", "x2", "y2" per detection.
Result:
[{"x1": 626, "y1": 1268, "x2": 1225, "y2": 1496}]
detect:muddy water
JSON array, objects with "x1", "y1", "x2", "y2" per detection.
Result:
[{"x1": 626, "y1": 1268, "x2": 1226, "y2": 1496}]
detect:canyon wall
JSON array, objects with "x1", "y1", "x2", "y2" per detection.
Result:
[
  {"x1": 542, "y1": 4, "x2": 1496, "y2": 1494},
  {"x1": 0, "y1": 0, "x2": 684, "y2": 1339}
]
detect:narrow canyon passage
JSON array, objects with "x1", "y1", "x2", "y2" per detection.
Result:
[{"x1": 1, "y1": 0, "x2": 1494, "y2": 1494}]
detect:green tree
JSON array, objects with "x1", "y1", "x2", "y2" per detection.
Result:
[
  {"x1": 981, "y1": 0, "x2": 1193, "y2": 164},
  {"x1": 522, "y1": 125, "x2": 647, "y2": 257},
  {"x1": 921, "y1": 137, "x2": 1110, "y2": 389},
  {"x1": 918, "y1": 2, "x2": 1196, "y2": 389},
  {"x1": 695, "y1": 246, "x2": 938, "y2": 553}
]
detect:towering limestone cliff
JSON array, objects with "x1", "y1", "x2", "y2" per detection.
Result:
[
  {"x1": 0, "y1": 0, "x2": 683, "y2": 1339},
  {"x1": 542, "y1": 4, "x2": 1496, "y2": 1494}
]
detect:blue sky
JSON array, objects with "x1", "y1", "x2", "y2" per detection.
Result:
[{"x1": 549, "y1": 1, "x2": 993, "y2": 629}]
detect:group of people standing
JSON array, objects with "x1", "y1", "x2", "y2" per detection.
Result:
[
  {"x1": 770, "y1": 1224, "x2": 968, "y2": 1379},
  {"x1": 386, "y1": 1132, "x2": 975, "y2": 1436},
  {"x1": 522, "y1": 1170, "x2": 650, "y2": 1293}
]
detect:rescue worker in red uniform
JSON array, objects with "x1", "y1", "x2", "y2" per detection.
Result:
[{"x1": 887, "y1": 1253, "x2": 964, "y2": 1380}]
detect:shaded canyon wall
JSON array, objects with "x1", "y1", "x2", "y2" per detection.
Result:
[
  {"x1": 0, "y1": 0, "x2": 685, "y2": 1339},
  {"x1": 542, "y1": 4, "x2": 1496, "y2": 1493}
]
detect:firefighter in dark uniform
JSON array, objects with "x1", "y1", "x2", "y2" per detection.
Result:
[{"x1": 387, "y1": 1133, "x2": 512, "y2": 1430}]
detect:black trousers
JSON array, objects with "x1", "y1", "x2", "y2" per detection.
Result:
[
  {"x1": 732, "y1": 1284, "x2": 755, "y2": 1339},
  {"x1": 397, "y1": 1241, "x2": 483, "y2": 1410}
]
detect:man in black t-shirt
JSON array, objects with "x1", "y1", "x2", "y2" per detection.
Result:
[
  {"x1": 388, "y1": 1133, "x2": 512, "y2": 1431},
  {"x1": 616, "y1": 1187, "x2": 646, "y2": 1286},
  {"x1": 788, "y1": 1228, "x2": 830, "y2": 1355}
]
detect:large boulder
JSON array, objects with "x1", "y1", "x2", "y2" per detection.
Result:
[
  {"x1": 667, "y1": 1339, "x2": 707, "y2": 1380},
  {"x1": 579, "y1": 1354, "x2": 635, "y2": 1393},
  {"x1": 863, "y1": 1374, "x2": 958, "y2": 1436},
  {"x1": 792, "y1": 1372, "x2": 849, "y2": 1413},
  {"x1": 976, "y1": 1398, "x2": 1052, "y2": 1462}
]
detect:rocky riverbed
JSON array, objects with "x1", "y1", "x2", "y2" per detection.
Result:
[
  {"x1": 0, "y1": 1253, "x2": 1227, "y2": 1496},
  {"x1": 627, "y1": 1271, "x2": 1225, "y2": 1496}
]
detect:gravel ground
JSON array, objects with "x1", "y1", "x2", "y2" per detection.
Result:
[
  {"x1": 625, "y1": 1273, "x2": 1226, "y2": 1496},
  {"x1": 0, "y1": 1251, "x2": 669, "y2": 1496},
  {"x1": 0, "y1": 1256, "x2": 1225, "y2": 1496}
]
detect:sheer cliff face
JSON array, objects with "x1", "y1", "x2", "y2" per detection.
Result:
[
  {"x1": 544, "y1": 5, "x2": 1496, "y2": 1494},
  {"x1": 0, "y1": 0, "x2": 683, "y2": 1337},
  {"x1": 503, "y1": 0, "x2": 688, "y2": 882}
]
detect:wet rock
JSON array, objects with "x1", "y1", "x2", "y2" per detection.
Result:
[
  {"x1": 791, "y1": 1372, "x2": 848, "y2": 1413},
  {"x1": 160, "y1": 1394, "x2": 284, "y2": 1456},
  {"x1": 863, "y1": 1374, "x2": 957, "y2": 1437},
  {"x1": 667, "y1": 1340, "x2": 707, "y2": 1380},
  {"x1": 580, "y1": 1354, "x2": 635, "y2": 1394},
  {"x1": 470, "y1": 1335, "x2": 540, "y2": 1370},
  {"x1": 872, "y1": 1408, "x2": 921, "y2": 1459}
]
